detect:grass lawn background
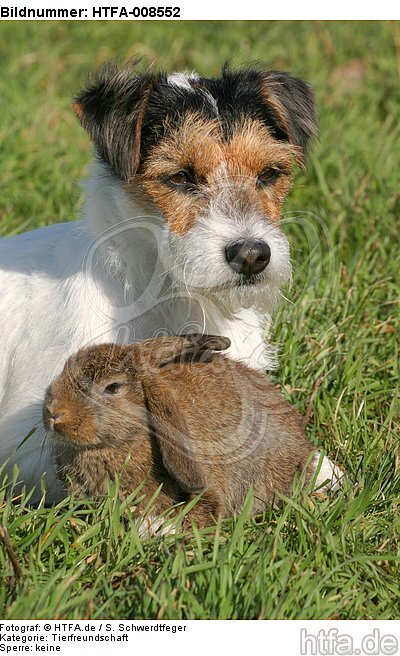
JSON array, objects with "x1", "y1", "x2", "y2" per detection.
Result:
[{"x1": 0, "y1": 20, "x2": 399, "y2": 619}]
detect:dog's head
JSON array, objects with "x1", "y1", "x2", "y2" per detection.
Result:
[{"x1": 74, "y1": 62, "x2": 317, "y2": 307}]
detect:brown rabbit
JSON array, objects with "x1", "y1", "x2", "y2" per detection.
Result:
[{"x1": 43, "y1": 334, "x2": 337, "y2": 527}]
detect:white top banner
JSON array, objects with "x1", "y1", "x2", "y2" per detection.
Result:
[{"x1": 0, "y1": 0, "x2": 399, "y2": 20}]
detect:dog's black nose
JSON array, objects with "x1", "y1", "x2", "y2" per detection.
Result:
[{"x1": 225, "y1": 240, "x2": 271, "y2": 277}]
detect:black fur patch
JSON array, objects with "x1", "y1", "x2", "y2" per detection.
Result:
[
  {"x1": 74, "y1": 61, "x2": 164, "y2": 181},
  {"x1": 74, "y1": 62, "x2": 317, "y2": 182}
]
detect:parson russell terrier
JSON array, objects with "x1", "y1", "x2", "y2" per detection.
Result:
[{"x1": 0, "y1": 63, "x2": 343, "y2": 502}]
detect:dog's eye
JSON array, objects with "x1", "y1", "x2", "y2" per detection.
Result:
[
  {"x1": 163, "y1": 169, "x2": 197, "y2": 191},
  {"x1": 103, "y1": 382, "x2": 122, "y2": 395},
  {"x1": 257, "y1": 168, "x2": 282, "y2": 188},
  {"x1": 170, "y1": 171, "x2": 190, "y2": 185}
]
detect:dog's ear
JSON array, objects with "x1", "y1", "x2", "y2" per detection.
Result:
[
  {"x1": 141, "y1": 374, "x2": 206, "y2": 494},
  {"x1": 73, "y1": 61, "x2": 160, "y2": 181},
  {"x1": 261, "y1": 71, "x2": 318, "y2": 167},
  {"x1": 129, "y1": 334, "x2": 231, "y2": 369}
]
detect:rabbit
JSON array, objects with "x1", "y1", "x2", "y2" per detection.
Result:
[{"x1": 42, "y1": 333, "x2": 333, "y2": 527}]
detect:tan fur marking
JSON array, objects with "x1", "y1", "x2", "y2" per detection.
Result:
[
  {"x1": 130, "y1": 81, "x2": 156, "y2": 178},
  {"x1": 261, "y1": 81, "x2": 305, "y2": 168},
  {"x1": 226, "y1": 119, "x2": 295, "y2": 175},
  {"x1": 72, "y1": 101, "x2": 84, "y2": 120},
  {"x1": 139, "y1": 113, "x2": 296, "y2": 234}
]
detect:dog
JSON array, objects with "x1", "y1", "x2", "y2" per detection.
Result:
[{"x1": 0, "y1": 62, "x2": 341, "y2": 502}]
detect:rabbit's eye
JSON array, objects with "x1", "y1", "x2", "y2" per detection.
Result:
[{"x1": 103, "y1": 382, "x2": 122, "y2": 395}]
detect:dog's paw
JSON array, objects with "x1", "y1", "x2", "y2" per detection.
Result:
[{"x1": 311, "y1": 452, "x2": 345, "y2": 493}]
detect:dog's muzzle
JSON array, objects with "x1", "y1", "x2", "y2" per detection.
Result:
[{"x1": 225, "y1": 239, "x2": 271, "y2": 280}]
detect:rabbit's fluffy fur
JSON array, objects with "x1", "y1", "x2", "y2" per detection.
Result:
[
  {"x1": 43, "y1": 335, "x2": 339, "y2": 525},
  {"x1": 0, "y1": 63, "x2": 343, "y2": 502}
]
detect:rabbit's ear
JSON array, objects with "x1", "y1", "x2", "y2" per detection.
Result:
[
  {"x1": 141, "y1": 376, "x2": 206, "y2": 494},
  {"x1": 130, "y1": 333, "x2": 231, "y2": 369}
]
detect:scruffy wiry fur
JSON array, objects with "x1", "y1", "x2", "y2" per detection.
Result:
[
  {"x1": 44, "y1": 335, "x2": 318, "y2": 526},
  {"x1": 0, "y1": 61, "x2": 327, "y2": 503}
]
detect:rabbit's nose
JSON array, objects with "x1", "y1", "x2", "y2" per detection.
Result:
[{"x1": 43, "y1": 402, "x2": 65, "y2": 431}]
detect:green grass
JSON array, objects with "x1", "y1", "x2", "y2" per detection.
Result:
[{"x1": 0, "y1": 21, "x2": 399, "y2": 619}]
